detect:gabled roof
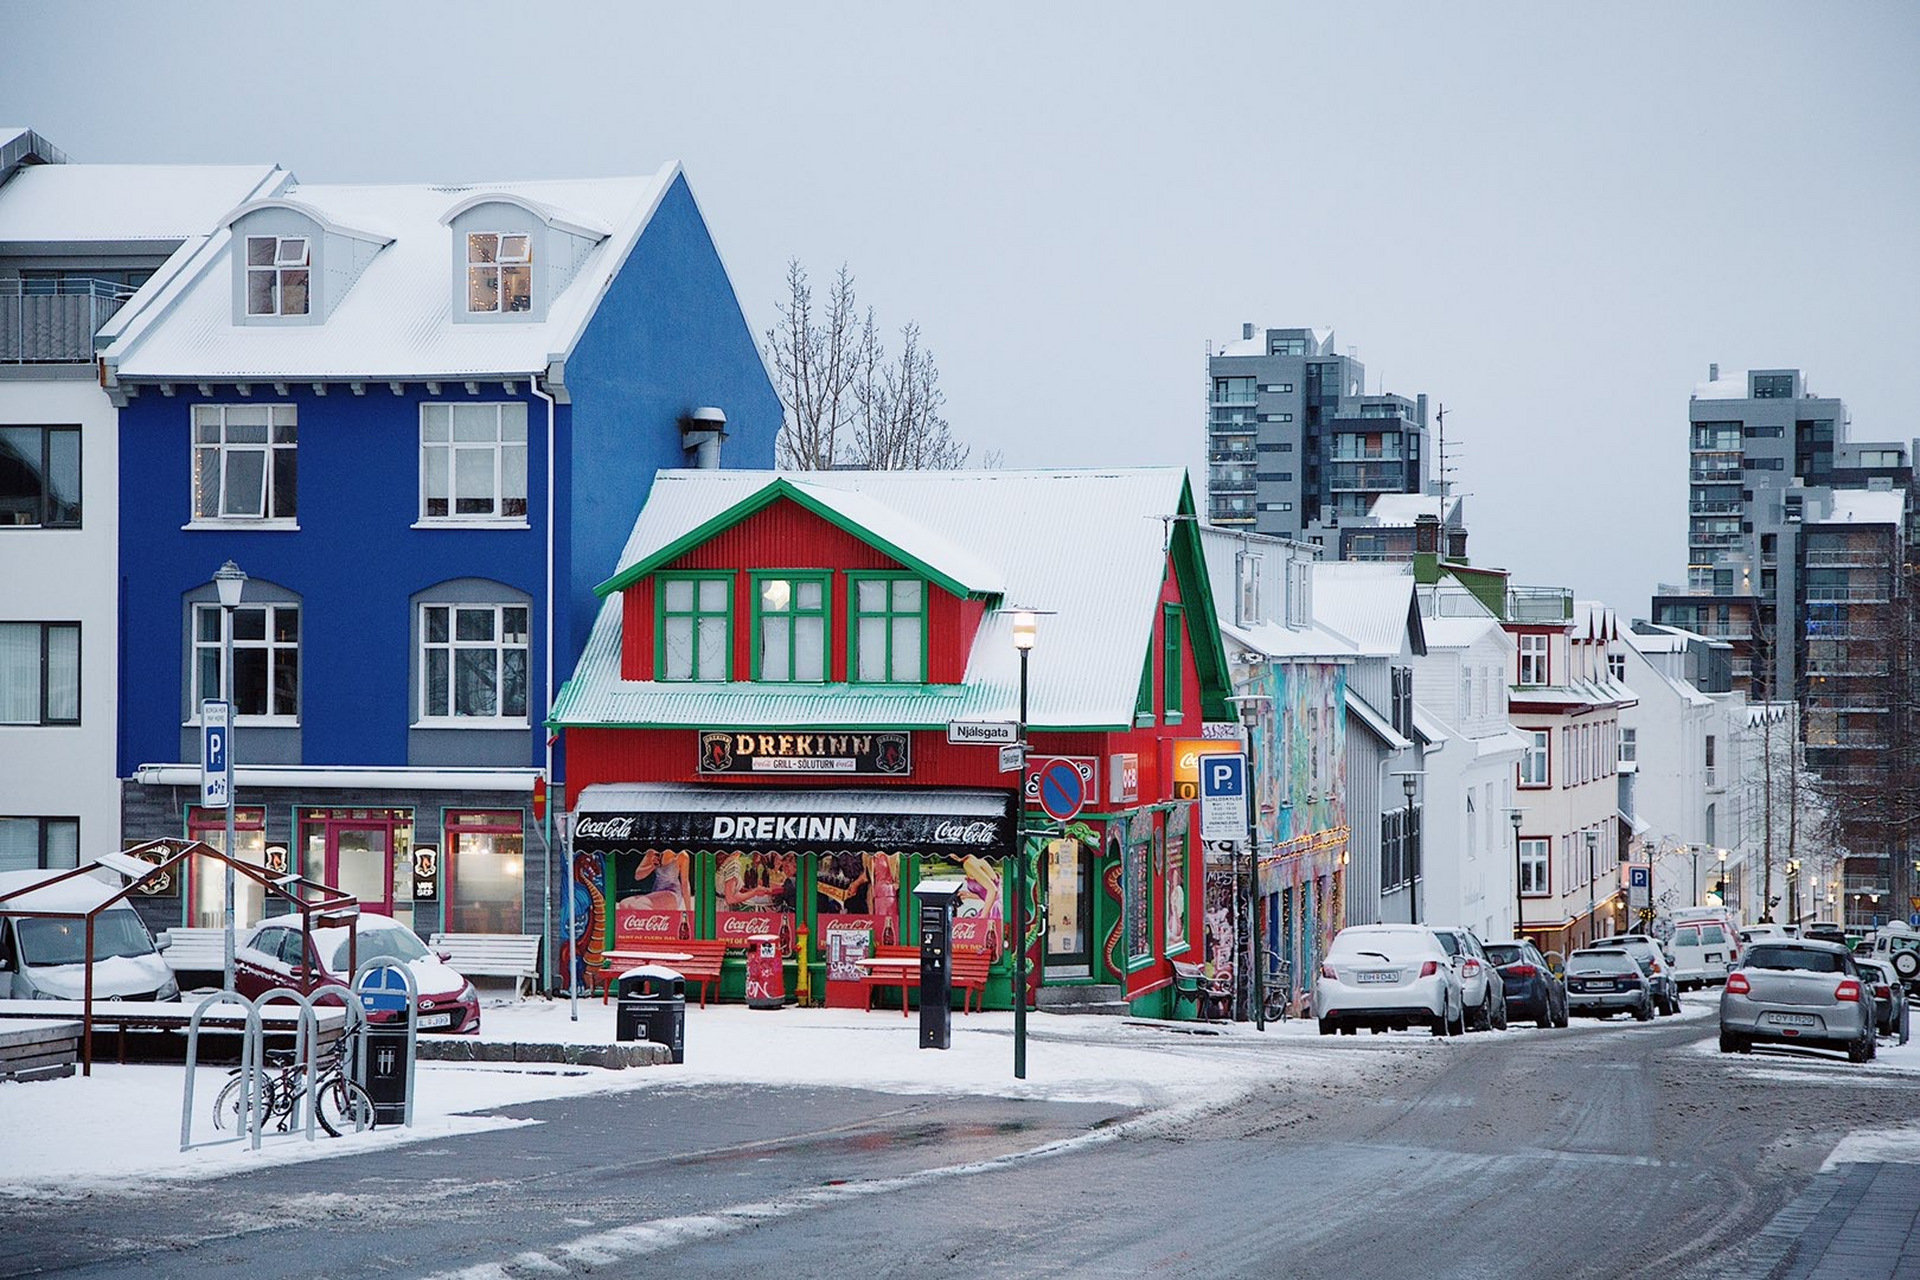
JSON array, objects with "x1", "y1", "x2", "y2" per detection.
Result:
[
  {"x1": 0, "y1": 162, "x2": 284, "y2": 246},
  {"x1": 1313, "y1": 562, "x2": 1426, "y2": 658},
  {"x1": 104, "y1": 168, "x2": 681, "y2": 381},
  {"x1": 554, "y1": 467, "x2": 1232, "y2": 731}
]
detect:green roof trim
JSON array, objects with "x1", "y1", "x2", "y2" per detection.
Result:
[
  {"x1": 594, "y1": 478, "x2": 995, "y2": 601},
  {"x1": 1166, "y1": 475, "x2": 1235, "y2": 724}
]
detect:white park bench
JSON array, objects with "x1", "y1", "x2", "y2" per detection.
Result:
[
  {"x1": 429, "y1": 933, "x2": 542, "y2": 1000},
  {"x1": 156, "y1": 927, "x2": 232, "y2": 977}
]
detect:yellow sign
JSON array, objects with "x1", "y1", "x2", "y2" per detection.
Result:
[{"x1": 1172, "y1": 739, "x2": 1239, "y2": 801}]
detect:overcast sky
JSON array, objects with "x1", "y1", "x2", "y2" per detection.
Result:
[{"x1": 7, "y1": 2, "x2": 1917, "y2": 616}]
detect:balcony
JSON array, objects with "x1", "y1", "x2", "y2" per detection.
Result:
[
  {"x1": 1805, "y1": 586, "x2": 1890, "y2": 603},
  {"x1": 0, "y1": 279, "x2": 130, "y2": 364},
  {"x1": 1327, "y1": 462, "x2": 1405, "y2": 492},
  {"x1": 1507, "y1": 585, "x2": 1574, "y2": 623},
  {"x1": 1805, "y1": 548, "x2": 1885, "y2": 567},
  {"x1": 1689, "y1": 500, "x2": 1744, "y2": 515}
]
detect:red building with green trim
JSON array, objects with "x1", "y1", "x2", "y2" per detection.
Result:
[{"x1": 550, "y1": 467, "x2": 1233, "y2": 1015}]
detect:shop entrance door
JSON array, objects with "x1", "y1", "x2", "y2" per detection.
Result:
[
  {"x1": 1044, "y1": 838, "x2": 1092, "y2": 978},
  {"x1": 301, "y1": 809, "x2": 413, "y2": 922}
]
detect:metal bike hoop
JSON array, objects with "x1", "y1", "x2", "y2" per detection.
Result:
[{"x1": 179, "y1": 990, "x2": 263, "y2": 1153}]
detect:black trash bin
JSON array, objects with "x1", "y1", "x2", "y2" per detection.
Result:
[
  {"x1": 615, "y1": 965, "x2": 685, "y2": 1064},
  {"x1": 361, "y1": 1025, "x2": 410, "y2": 1126}
]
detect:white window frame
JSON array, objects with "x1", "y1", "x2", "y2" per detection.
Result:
[
  {"x1": 1519, "y1": 730, "x2": 1550, "y2": 787},
  {"x1": 1518, "y1": 633, "x2": 1548, "y2": 686},
  {"x1": 417, "y1": 403, "x2": 530, "y2": 525},
  {"x1": 1620, "y1": 726, "x2": 1637, "y2": 764},
  {"x1": 191, "y1": 405, "x2": 298, "y2": 525},
  {"x1": 1519, "y1": 837, "x2": 1550, "y2": 896},
  {"x1": 192, "y1": 603, "x2": 299, "y2": 724},
  {"x1": 466, "y1": 231, "x2": 534, "y2": 315},
  {"x1": 417, "y1": 603, "x2": 530, "y2": 726},
  {"x1": 244, "y1": 235, "x2": 311, "y2": 317}
]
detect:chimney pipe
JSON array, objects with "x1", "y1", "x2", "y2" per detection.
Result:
[
  {"x1": 1709, "y1": 362, "x2": 1720, "y2": 382},
  {"x1": 681, "y1": 406, "x2": 728, "y2": 469},
  {"x1": 1243, "y1": 323, "x2": 1255, "y2": 341}
]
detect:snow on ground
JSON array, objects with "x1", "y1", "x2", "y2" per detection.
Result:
[{"x1": 0, "y1": 1001, "x2": 1424, "y2": 1196}]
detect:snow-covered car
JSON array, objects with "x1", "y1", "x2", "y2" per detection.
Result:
[
  {"x1": 234, "y1": 911, "x2": 480, "y2": 1034},
  {"x1": 1314, "y1": 925, "x2": 1464, "y2": 1037},
  {"x1": 1430, "y1": 925, "x2": 1507, "y2": 1031},
  {"x1": 1855, "y1": 957, "x2": 1911, "y2": 1044},
  {"x1": 0, "y1": 867, "x2": 180, "y2": 1002}
]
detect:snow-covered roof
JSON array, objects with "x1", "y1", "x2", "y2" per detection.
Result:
[
  {"x1": 1363, "y1": 493, "x2": 1461, "y2": 528},
  {"x1": 1312, "y1": 562, "x2": 1420, "y2": 657},
  {"x1": 1222, "y1": 619, "x2": 1356, "y2": 662},
  {"x1": 1216, "y1": 334, "x2": 1265, "y2": 357},
  {"x1": 1693, "y1": 370, "x2": 1752, "y2": 400},
  {"x1": 1819, "y1": 490, "x2": 1907, "y2": 527},
  {"x1": 0, "y1": 163, "x2": 283, "y2": 245},
  {"x1": 1410, "y1": 704, "x2": 1448, "y2": 747},
  {"x1": 1344, "y1": 687, "x2": 1410, "y2": 750},
  {"x1": 0, "y1": 867, "x2": 128, "y2": 913},
  {"x1": 555, "y1": 468, "x2": 1211, "y2": 731},
  {"x1": 1418, "y1": 614, "x2": 1504, "y2": 651},
  {"x1": 104, "y1": 168, "x2": 681, "y2": 381}
]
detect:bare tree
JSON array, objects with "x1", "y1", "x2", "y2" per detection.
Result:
[{"x1": 766, "y1": 260, "x2": 973, "y2": 471}]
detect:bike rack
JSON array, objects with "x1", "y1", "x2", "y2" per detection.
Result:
[
  {"x1": 179, "y1": 990, "x2": 265, "y2": 1153},
  {"x1": 252, "y1": 987, "x2": 330, "y2": 1144},
  {"x1": 352, "y1": 960, "x2": 419, "y2": 1128}
]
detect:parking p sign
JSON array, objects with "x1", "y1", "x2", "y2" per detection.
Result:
[
  {"x1": 200, "y1": 700, "x2": 230, "y2": 809},
  {"x1": 1199, "y1": 753, "x2": 1248, "y2": 842}
]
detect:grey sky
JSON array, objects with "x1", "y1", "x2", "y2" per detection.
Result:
[{"x1": 7, "y1": 2, "x2": 1917, "y2": 617}]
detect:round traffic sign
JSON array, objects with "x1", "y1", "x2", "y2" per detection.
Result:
[
  {"x1": 357, "y1": 964, "x2": 411, "y2": 1014},
  {"x1": 1036, "y1": 759, "x2": 1086, "y2": 822}
]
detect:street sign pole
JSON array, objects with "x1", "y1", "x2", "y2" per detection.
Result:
[{"x1": 1014, "y1": 644, "x2": 1029, "y2": 1081}]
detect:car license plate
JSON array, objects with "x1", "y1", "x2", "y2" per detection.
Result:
[
  {"x1": 417, "y1": 1012, "x2": 452, "y2": 1028},
  {"x1": 1705, "y1": 953, "x2": 1721, "y2": 963},
  {"x1": 1354, "y1": 970, "x2": 1398, "y2": 984},
  {"x1": 1765, "y1": 1012, "x2": 1816, "y2": 1027}
]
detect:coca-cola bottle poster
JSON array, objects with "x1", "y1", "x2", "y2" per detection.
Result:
[
  {"x1": 816, "y1": 850, "x2": 900, "y2": 960},
  {"x1": 612, "y1": 847, "x2": 695, "y2": 946},
  {"x1": 714, "y1": 849, "x2": 797, "y2": 952},
  {"x1": 920, "y1": 852, "x2": 1005, "y2": 956}
]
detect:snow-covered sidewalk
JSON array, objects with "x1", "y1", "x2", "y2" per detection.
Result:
[{"x1": 0, "y1": 1002, "x2": 1416, "y2": 1197}]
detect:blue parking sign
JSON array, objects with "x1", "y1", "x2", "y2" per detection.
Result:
[
  {"x1": 1199, "y1": 753, "x2": 1247, "y2": 842},
  {"x1": 1629, "y1": 866, "x2": 1650, "y2": 889}
]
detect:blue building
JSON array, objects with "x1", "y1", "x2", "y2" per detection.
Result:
[{"x1": 101, "y1": 166, "x2": 779, "y2": 961}]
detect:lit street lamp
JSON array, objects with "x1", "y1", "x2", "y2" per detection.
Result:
[
  {"x1": 214, "y1": 559, "x2": 247, "y2": 992},
  {"x1": 1010, "y1": 608, "x2": 1037, "y2": 1081}
]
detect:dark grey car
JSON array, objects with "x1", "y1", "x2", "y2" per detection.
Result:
[
  {"x1": 1564, "y1": 947, "x2": 1654, "y2": 1022},
  {"x1": 1719, "y1": 939, "x2": 1875, "y2": 1062}
]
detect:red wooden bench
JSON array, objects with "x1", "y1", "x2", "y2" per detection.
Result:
[
  {"x1": 863, "y1": 944, "x2": 994, "y2": 1014},
  {"x1": 594, "y1": 939, "x2": 732, "y2": 1008}
]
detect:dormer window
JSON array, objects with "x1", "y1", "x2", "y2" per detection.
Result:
[
  {"x1": 245, "y1": 236, "x2": 310, "y2": 316},
  {"x1": 467, "y1": 233, "x2": 533, "y2": 314}
]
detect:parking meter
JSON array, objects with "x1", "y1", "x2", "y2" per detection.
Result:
[{"x1": 913, "y1": 877, "x2": 966, "y2": 1050}]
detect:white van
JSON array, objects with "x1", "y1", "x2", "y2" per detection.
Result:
[
  {"x1": 1667, "y1": 915, "x2": 1739, "y2": 990},
  {"x1": 0, "y1": 867, "x2": 180, "y2": 1001}
]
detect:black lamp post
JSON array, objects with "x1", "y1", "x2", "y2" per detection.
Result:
[
  {"x1": 1011, "y1": 609, "x2": 1037, "y2": 1081},
  {"x1": 214, "y1": 559, "x2": 247, "y2": 991},
  {"x1": 1508, "y1": 809, "x2": 1525, "y2": 942},
  {"x1": 1401, "y1": 773, "x2": 1420, "y2": 925}
]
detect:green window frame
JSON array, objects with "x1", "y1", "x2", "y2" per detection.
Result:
[
  {"x1": 848, "y1": 573, "x2": 926, "y2": 683},
  {"x1": 751, "y1": 572, "x2": 831, "y2": 682},
  {"x1": 1162, "y1": 603, "x2": 1184, "y2": 725},
  {"x1": 655, "y1": 572, "x2": 732, "y2": 682}
]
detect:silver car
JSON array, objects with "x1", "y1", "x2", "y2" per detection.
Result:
[
  {"x1": 1431, "y1": 926, "x2": 1508, "y2": 1032},
  {"x1": 1719, "y1": 939, "x2": 1875, "y2": 1062},
  {"x1": 1563, "y1": 947, "x2": 1655, "y2": 1021}
]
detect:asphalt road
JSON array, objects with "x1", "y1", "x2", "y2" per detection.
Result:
[{"x1": 7, "y1": 998, "x2": 1919, "y2": 1279}]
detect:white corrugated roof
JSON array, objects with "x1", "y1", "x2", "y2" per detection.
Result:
[
  {"x1": 1345, "y1": 687, "x2": 1409, "y2": 750},
  {"x1": 105, "y1": 169, "x2": 678, "y2": 380},
  {"x1": 1312, "y1": 562, "x2": 1417, "y2": 657},
  {"x1": 1222, "y1": 620, "x2": 1355, "y2": 661},
  {"x1": 0, "y1": 163, "x2": 282, "y2": 244},
  {"x1": 1419, "y1": 614, "x2": 1502, "y2": 650},
  {"x1": 557, "y1": 468, "x2": 1197, "y2": 730}
]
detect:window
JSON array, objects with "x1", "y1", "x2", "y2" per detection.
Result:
[
  {"x1": 1742, "y1": 425, "x2": 1784, "y2": 438},
  {"x1": 1743, "y1": 457, "x2": 1784, "y2": 471},
  {"x1": 1212, "y1": 377, "x2": 1256, "y2": 404},
  {"x1": 754, "y1": 574, "x2": 828, "y2": 682},
  {"x1": 467, "y1": 233, "x2": 533, "y2": 314},
  {"x1": 1260, "y1": 382, "x2": 1295, "y2": 393},
  {"x1": 193, "y1": 604, "x2": 299, "y2": 718},
  {"x1": 1162, "y1": 605, "x2": 1184, "y2": 723},
  {"x1": 1519, "y1": 730, "x2": 1549, "y2": 787},
  {"x1": 419, "y1": 403, "x2": 528, "y2": 521},
  {"x1": 1608, "y1": 651, "x2": 1625, "y2": 681},
  {"x1": 0, "y1": 817, "x2": 78, "y2": 872},
  {"x1": 1518, "y1": 633, "x2": 1548, "y2": 685},
  {"x1": 0, "y1": 623, "x2": 78, "y2": 725},
  {"x1": 0, "y1": 426, "x2": 80, "y2": 527},
  {"x1": 245, "y1": 235, "x2": 310, "y2": 316},
  {"x1": 852, "y1": 576, "x2": 924, "y2": 683},
  {"x1": 1519, "y1": 838, "x2": 1550, "y2": 895},
  {"x1": 445, "y1": 810, "x2": 525, "y2": 933},
  {"x1": 658, "y1": 575, "x2": 731, "y2": 682},
  {"x1": 420, "y1": 604, "x2": 528, "y2": 721},
  {"x1": 1619, "y1": 726, "x2": 1637, "y2": 765},
  {"x1": 192, "y1": 405, "x2": 297, "y2": 521},
  {"x1": 1752, "y1": 374, "x2": 1795, "y2": 399},
  {"x1": 1390, "y1": 665, "x2": 1413, "y2": 737}
]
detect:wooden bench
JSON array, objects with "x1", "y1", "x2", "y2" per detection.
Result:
[
  {"x1": 0, "y1": 1019, "x2": 81, "y2": 1081},
  {"x1": 595, "y1": 939, "x2": 731, "y2": 1008},
  {"x1": 429, "y1": 933, "x2": 542, "y2": 999},
  {"x1": 157, "y1": 927, "x2": 231, "y2": 977},
  {"x1": 865, "y1": 945, "x2": 993, "y2": 1014}
]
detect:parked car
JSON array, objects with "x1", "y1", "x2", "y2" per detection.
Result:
[
  {"x1": 0, "y1": 868, "x2": 180, "y2": 1002},
  {"x1": 1740, "y1": 923, "x2": 1801, "y2": 945},
  {"x1": 1668, "y1": 918, "x2": 1738, "y2": 991},
  {"x1": 1431, "y1": 926, "x2": 1508, "y2": 1031},
  {"x1": 1564, "y1": 948, "x2": 1655, "y2": 1021},
  {"x1": 1314, "y1": 925, "x2": 1465, "y2": 1037},
  {"x1": 1485, "y1": 938, "x2": 1567, "y2": 1028},
  {"x1": 1856, "y1": 956, "x2": 1911, "y2": 1044},
  {"x1": 1802, "y1": 923, "x2": 1848, "y2": 948},
  {"x1": 1869, "y1": 923, "x2": 1920, "y2": 991},
  {"x1": 234, "y1": 911, "x2": 481, "y2": 1034},
  {"x1": 1600, "y1": 934, "x2": 1681, "y2": 1015},
  {"x1": 1720, "y1": 939, "x2": 1874, "y2": 1062}
]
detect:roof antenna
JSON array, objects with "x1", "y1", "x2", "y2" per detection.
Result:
[{"x1": 1148, "y1": 512, "x2": 1198, "y2": 553}]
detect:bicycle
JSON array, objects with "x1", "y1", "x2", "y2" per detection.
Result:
[
  {"x1": 1261, "y1": 960, "x2": 1294, "y2": 1022},
  {"x1": 212, "y1": 1025, "x2": 376, "y2": 1138}
]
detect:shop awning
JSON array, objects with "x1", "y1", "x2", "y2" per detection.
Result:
[{"x1": 572, "y1": 784, "x2": 1015, "y2": 857}]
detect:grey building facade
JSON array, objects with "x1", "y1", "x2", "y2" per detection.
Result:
[{"x1": 1206, "y1": 325, "x2": 1429, "y2": 544}]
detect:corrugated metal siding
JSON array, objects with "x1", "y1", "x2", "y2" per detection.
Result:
[
  {"x1": 1345, "y1": 735, "x2": 1384, "y2": 926},
  {"x1": 622, "y1": 580, "x2": 653, "y2": 681}
]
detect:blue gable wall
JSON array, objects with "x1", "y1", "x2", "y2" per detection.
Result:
[{"x1": 564, "y1": 173, "x2": 781, "y2": 655}]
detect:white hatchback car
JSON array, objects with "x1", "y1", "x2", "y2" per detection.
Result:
[{"x1": 1314, "y1": 924, "x2": 1465, "y2": 1037}]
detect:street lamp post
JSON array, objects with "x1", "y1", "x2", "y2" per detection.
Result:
[
  {"x1": 1586, "y1": 831, "x2": 1598, "y2": 947},
  {"x1": 1716, "y1": 848, "x2": 1728, "y2": 913},
  {"x1": 1691, "y1": 845, "x2": 1701, "y2": 908},
  {"x1": 1010, "y1": 609, "x2": 1037, "y2": 1081},
  {"x1": 1508, "y1": 809, "x2": 1525, "y2": 942},
  {"x1": 1393, "y1": 772, "x2": 1422, "y2": 926},
  {"x1": 1229, "y1": 693, "x2": 1272, "y2": 1030},
  {"x1": 214, "y1": 560, "x2": 247, "y2": 992}
]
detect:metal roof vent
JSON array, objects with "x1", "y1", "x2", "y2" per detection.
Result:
[{"x1": 681, "y1": 406, "x2": 728, "y2": 469}]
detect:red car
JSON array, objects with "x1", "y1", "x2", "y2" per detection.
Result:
[{"x1": 235, "y1": 911, "x2": 481, "y2": 1034}]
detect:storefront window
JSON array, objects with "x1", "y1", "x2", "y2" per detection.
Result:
[
  {"x1": 1125, "y1": 830, "x2": 1153, "y2": 967},
  {"x1": 445, "y1": 810, "x2": 524, "y2": 933},
  {"x1": 1164, "y1": 810, "x2": 1189, "y2": 956},
  {"x1": 186, "y1": 806, "x2": 266, "y2": 928}
]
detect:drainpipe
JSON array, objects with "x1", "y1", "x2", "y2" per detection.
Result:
[{"x1": 531, "y1": 373, "x2": 559, "y2": 990}]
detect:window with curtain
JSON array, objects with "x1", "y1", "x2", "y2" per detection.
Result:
[
  {"x1": 852, "y1": 576, "x2": 924, "y2": 683},
  {"x1": 658, "y1": 575, "x2": 730, "y2": 681},
  {"x1": 755, "y1": 575, "x2": 828, "y2": 682},
  {"x1": 0, "y1": 622, "x2": 78, "y2": 725},
  {"x1": 0, "y1": 817, "x2": 78, "y2": 872}
]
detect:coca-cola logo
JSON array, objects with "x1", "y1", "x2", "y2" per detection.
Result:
[
  {"x1": 932, "y1": 820, "x2": 1000, "y2": 845},
  {"x1": 619, "y1": 912, "x2": 673, "y2": 932},
  {"x1": 575, "y1": 815, "x2": 636, "y2": 841}
]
